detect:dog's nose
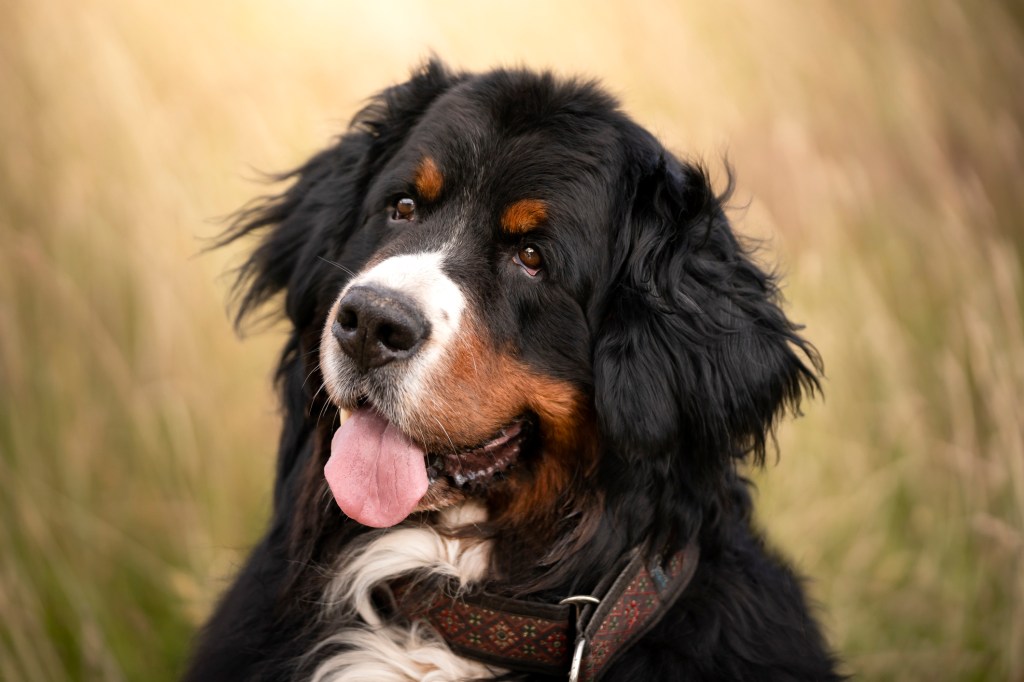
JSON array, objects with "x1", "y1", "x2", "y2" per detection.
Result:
[{"x1": 332, "y1": 286, "x2": 430, "y2": 372}]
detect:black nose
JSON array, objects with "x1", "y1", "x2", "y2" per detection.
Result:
[{"x1": 332, "y1": 286, "x2": 430, "y2": 372}]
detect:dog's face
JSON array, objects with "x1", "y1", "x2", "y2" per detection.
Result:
[
  {"x1": 232, "y1": 62, "x2": 818, "y2": 558},
  {"x1": 317, "y1": 81, "x2": 618, "y2": 527}
]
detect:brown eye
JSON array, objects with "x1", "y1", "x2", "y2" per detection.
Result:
[
  {"x1": 392, "y1": 197, "x2": 416, "y2": 221},
  {"x1": 515, "y1": 245, "x2": 543, "y2": 276}
]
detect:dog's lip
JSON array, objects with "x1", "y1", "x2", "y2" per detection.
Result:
[{"x1": 426, "y1": 418, "x2": 530, "y2": 489}]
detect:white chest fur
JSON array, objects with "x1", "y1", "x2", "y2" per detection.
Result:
[{"x1": 309, "y1": 505, "x2": 506, "y2": 681}]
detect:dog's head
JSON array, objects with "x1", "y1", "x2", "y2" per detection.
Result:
[{"x1": 228, "y1": 61, "x2": 819, "y2": 585}]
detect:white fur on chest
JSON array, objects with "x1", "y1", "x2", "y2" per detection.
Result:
[{"x1": 309, "y1": 505, "x2": 505, "y2": 681}]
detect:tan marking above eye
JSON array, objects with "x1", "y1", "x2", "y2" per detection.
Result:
[
  {"x1": 414, "y1": 157, "x2": 443, "y2": 202},
  {"x1": 501, "y1": 199, "x2": 548, "y2": 234}
]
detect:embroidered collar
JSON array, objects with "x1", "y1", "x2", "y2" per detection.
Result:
[{"x1": 391, "y1": 539, "x2": 699, "y2": 681}]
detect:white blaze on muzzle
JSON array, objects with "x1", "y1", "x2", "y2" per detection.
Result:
[
  {"x1": 346, "y1": 250, "x2": 466, "y2": 370},
  {"x1": 322, "y1": 250, "x2": 469, "y2": 527}
]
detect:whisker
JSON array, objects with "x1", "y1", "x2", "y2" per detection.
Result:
[
  {"x1": 302, "y1": 365, "x2": 321, "y2": 389},
  {"x1": 432, "y1": 414, "x2": 458, "y2": 456},
  {"x1": 310, "y1": 379, "x2": 328, "y2": 405},
  {"x1": 317, "y1": 255, "x2": 357, "y2": 277},
  {"x1": 316, "y1": 396, "x2": 338, "y2": 430}
]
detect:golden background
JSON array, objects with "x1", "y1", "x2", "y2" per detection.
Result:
[{"x1": 2, "y1": 1, "x2": 1022, "y2": 679}]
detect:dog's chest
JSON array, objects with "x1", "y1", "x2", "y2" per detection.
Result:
[{"x1": 309, "y1": 507, "x2": 506, "y2": 681}]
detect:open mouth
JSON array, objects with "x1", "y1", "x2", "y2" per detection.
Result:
[
  {"x1": 426, "y1": 418, "x2": 530, "y2": 490},
  {"x1": 324, "y1": 403, "x2": 531, "y2": 528}
]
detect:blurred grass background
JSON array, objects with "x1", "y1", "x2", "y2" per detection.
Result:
[{"x1": 1, "y1": 0, "x2": 1022, "y2": 679}]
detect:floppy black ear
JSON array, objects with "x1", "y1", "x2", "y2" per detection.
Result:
[{"x1": 594, "y1": 155, "x2": 820, "y2": 491}]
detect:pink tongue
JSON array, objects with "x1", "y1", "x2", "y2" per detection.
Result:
[{"x1": 324, "y1": 407, "x2": 429, "y2": 528}]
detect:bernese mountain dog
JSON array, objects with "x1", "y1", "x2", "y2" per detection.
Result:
[{"x1": 184, "y1": 61, "x2": 842, "y2": 681}]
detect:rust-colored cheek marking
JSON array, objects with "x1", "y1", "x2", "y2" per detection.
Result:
[
  {"x1": 422, "y1": 326, "x2": 523, "y2": 444},
  {"x1": 415, "y1": 156, "x2": 444, "y2": 202},
  {"x1": 420, "y1": 317, "x2": 595, "y2": 524},
  {"x1": 501, "y1": 199, "x2": 548, "y2": 234},
  {"x1": 505, "y1": 375, "x2": 597, "y2": 524}
]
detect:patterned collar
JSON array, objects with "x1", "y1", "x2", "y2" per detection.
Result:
[{"x1": 390, "y1": 539, "x2": 700, "y2": 681}]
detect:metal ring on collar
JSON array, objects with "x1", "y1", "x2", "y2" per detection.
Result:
[
  {"x1": 558, "y1": 596, "x2": 599, "y2": 682},
  {"x1": 568, "y1": 637, "x2": 587, "y2": 682}
]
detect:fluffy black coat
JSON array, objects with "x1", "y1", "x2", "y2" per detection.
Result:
[{"x1": 184, "y1": 61, "x2": 841, "y2": 681}]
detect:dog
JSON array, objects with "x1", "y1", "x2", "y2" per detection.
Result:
[{"x1": 184, "y1": 61, "x2": 842, "y2": 681}]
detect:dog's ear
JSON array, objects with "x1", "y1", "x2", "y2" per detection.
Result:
[{"x1": 594, "y1": 154, "x2": 820, "y2": 490}]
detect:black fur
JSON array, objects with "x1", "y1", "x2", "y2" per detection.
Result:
[{"x1": 184, "y1": 61, "x2": 841, "y2": 681}]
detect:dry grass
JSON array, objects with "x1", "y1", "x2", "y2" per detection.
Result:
[{"x1": 1, "y1": 1, "x2": 1021, "y2": 680}]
